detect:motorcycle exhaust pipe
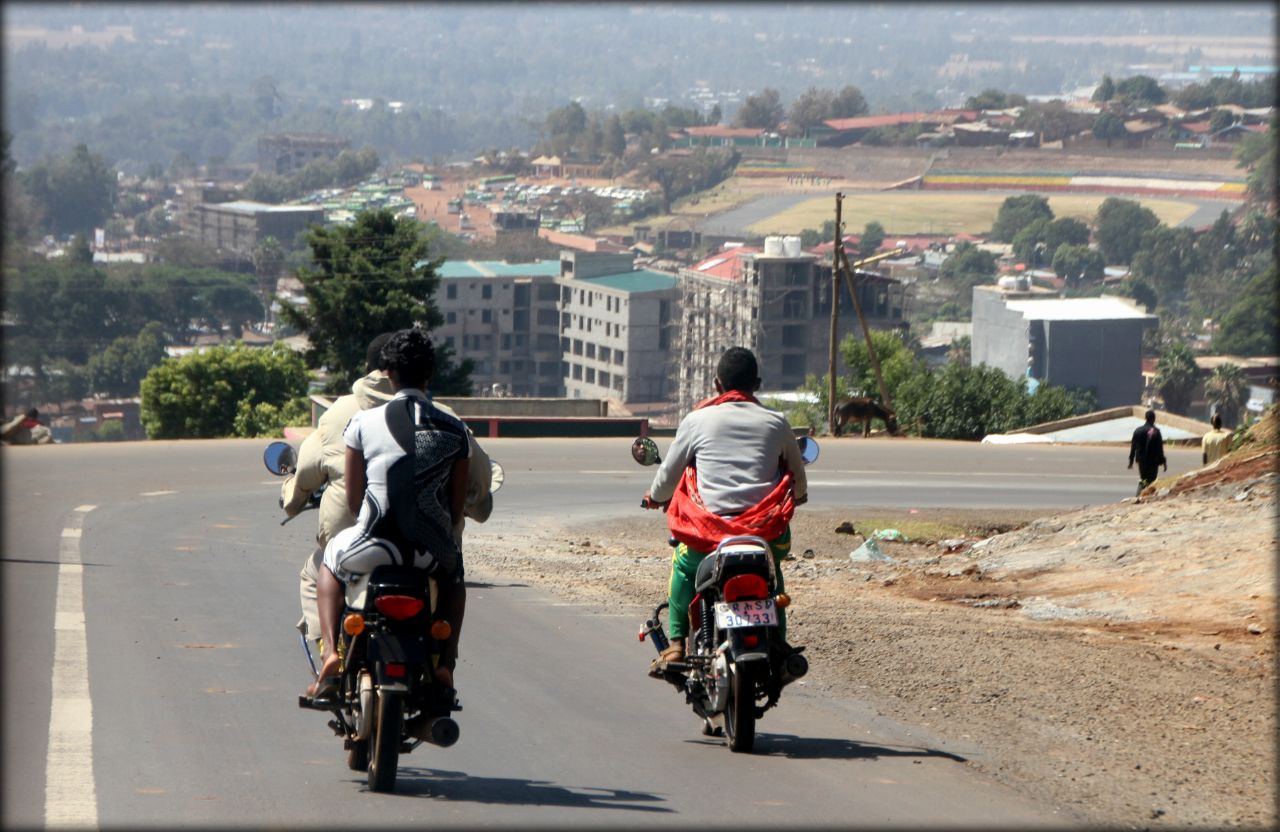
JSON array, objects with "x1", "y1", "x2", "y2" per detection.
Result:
[
  {"x1": 411, "y1": 715, "x2": 460, "y2": 748},
  {"x1": 781, "y1": 652, "x2": 809, "y2": 685}
]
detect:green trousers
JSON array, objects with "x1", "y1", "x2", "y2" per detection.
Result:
[{"x1": 666, "y1": 527, "x2": 790, "y2": 640}]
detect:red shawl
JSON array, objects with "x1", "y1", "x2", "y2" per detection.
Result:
[{"x1": 665, "y1": 389, "x2": 796, "y2": 553}]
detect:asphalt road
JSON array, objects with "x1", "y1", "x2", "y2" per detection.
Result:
[{"x1": 2, "y1": 438, "x2": 1200, "y2": 828}]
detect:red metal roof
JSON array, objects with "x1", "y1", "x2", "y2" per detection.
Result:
[
  {"x1": 683, "y1": 125, "x2": 767, "y2": 138},
  {"x1": 688, "y1": 247, "x2": 758, "y2": 281}
]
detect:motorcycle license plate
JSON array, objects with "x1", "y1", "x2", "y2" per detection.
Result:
[{"x1": 714, "y1": 599, "x2": 777, "y2": 629}]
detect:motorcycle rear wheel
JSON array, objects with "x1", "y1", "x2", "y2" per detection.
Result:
[
  {"x1": 725, "y1": 662, "x2": 760, "y2": 753},
  {"x1": 368, "y1": 692, "x2": 403, "y2": 792}
]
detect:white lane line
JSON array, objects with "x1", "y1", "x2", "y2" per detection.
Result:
[
  {"x1": 45, "y1": 505, "x2": 98, "y2": 829},
  {"x1": 139, "y1": 490, "x2": 177, "y2": 497}
]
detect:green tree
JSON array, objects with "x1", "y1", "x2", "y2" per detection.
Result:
[
  {"x1": 763, "y1": 373, "x2": 851, "y2": 434},
  {"x1": 139, "y1": 342, "x2": 309, "y2": 438},
  {"x1": 1011, "y1": 217, "x2": 1052, "y2": 266},
  {"x1": 1131, "y1": 226, "x2": 1201, "y2": 301},
  {"x1": 1120, "y1": 277, "x2": 1159, "y2": 312},
  {"x1": 1092, "y1": 112, "x2": 1126, "y2": 147},
  {"x1": 839, "y1": 330, "x2": 923, "y2": 401},
  {"x1": 938, "y1": 242, "x2": 997, "y2": 313},
  {"x1": 1114, "y1": 74, "x2": 1166, "y2": 105},
  {"x1": 278, "y1": 208, "x2": 468, "y2": 394},
  {"x1": 1154, "y1": 343, "x2": 1199, "y2": 415},
  {"x1": 1208, "y1": 109, "x2": 1236, "y2": 134},
  {"x1": 1204, "y1": 363, "x2": 1248, "y2": 425},
  {"x1": 990, "y1": 194, "x2": 1053, "y2": 242},
  {"x1": 733, "y1": 88, "x2": 784, "y2": 130},
  {"x1": 831, "y1": 85, "x2": 869, "y2": 119},
  {"x1": 1094, "y1": 198, "x2": 1160, "y2": 265},
  {"x1": 964, "y1": 89, "x2": 1012, "y2": 110},
  {"x1": 1092, "y1": 75, "x2": 1116, "y2": 103},
  {"x1": 1051, "y1": 243, "x2": 1106, "y2": 286},
  {"x1": 603, "y1": 115, "x2": 627, "y2": 158},
  {"x1": 1215, "y1": 267, "x2": 1279, "y2": 356},
  {"x1": 83, "y1": 322, "x2": 169, "y2": 398},
  {"x1": 893, "y1": 362, "x2": 1076, "y2": 441},
  {"x1": 21, "y1": 144, "x2": 118, "y2": 237},
  {"x1": 787, "y1": 87, "x2": 836, "y2": 133},
  {"x1": 859, "y1": 221, "x2": 886, "y2": 258}
]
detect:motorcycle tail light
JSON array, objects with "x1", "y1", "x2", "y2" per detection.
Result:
[
  {"x1": 430, "y1": 620, "x2": 452, "y2": 641},
  {"x1": 724, "y1": 574, "x2": 769, "y2": 602},
  {"x1": 742, "y1": 635, "x2": 759, "y2": 648},
  {"x1": 384, "y1": 663, "x2": 406, "y2": 678},
  {"x1": 374, "y1": 595, "x2": 425, "y2": 620},
  {"x1": 343, "y1": 613, "x2": 365, "y2": 636}
]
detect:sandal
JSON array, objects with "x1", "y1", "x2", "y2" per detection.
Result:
[
  {"x1": 648, "y1": 644, "x2": 685, "y2": 678},
  {"x1": 302, "y1": 674, "x2": 341, "y2": 704}
]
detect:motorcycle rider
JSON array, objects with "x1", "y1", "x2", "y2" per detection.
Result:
[
  {"x1": 283, "y1": 332, "x2": 492, "y2": 665},
  {"x1": 308, "y1": 328, "x2": 472, "y2": 700},
  {"x1": 641, "y1": 346, "x2": 807, "y2": 671}
]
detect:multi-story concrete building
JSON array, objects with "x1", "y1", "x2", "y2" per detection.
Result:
[
  {"x1": 971, "y1": 284, "x2": 1157, "y2": 409},
  {"x1": 674, "y1": 237, "x2": 905, "y2": 413},
  {"x1": 190, "y1": 200, "x2": 325, "y2": 256},
  {"x1": 431, "y1": 252, "x2": 679, "y2": 404},
  {"x1": 257, "y1": 133, "x2": 351, "y2": 176}
]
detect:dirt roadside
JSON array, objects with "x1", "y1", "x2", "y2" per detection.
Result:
[{"x1": 466, "y1": 417, "x2": 1277, "y2": 830}]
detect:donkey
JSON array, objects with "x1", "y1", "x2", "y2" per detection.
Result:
[{"x1": 833, "y1": 396, "x2": 899, "y2": 438}]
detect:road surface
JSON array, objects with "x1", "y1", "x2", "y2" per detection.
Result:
[{"x1": 3, "y1": 438, "x2": 1200, "y2": 827}]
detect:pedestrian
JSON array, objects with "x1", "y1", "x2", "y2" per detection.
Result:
[
  {"x1": 1128, "y1": 409, "x2": 1167, "y2": 497},
  {"x1": 1201, "y1": 413, "x2": 1233, "y2": 466}
]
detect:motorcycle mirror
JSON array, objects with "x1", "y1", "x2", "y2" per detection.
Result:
[
  {"x1": 489, "y1": 460, "x2": 505, "y2": 492},
  {"x1": 798, "y1": 435, "x2": 820, "y2": 466},
  {"x1": 263, "y1": 441, "x2": 297, "y2": 476},
  {"x1": 631, "y1": 436, "x2": 661, "y2": 466}
]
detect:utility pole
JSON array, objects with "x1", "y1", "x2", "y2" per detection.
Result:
[
  {"x1": 835, "y1": 244, "x2": 905, "y2": 411},
  {"x1": 827, "y1": 194, "x2": 843, "y2": 435}
]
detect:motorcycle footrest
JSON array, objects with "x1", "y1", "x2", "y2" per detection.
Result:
[{"x1": 298, "y1": 694, "x2": 340, "y2": 711}]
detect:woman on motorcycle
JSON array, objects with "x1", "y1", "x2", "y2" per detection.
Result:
[{"x1": 307, "y1": 328, "x2": 472, "y2": 699}]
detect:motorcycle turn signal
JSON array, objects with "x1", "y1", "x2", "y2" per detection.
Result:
[
  {"x1": 343, "y1": 613, "x2": 365, "y2": 636},
  {"x1": 775, "y1": 593, "x2": 791, "y2": 609}
]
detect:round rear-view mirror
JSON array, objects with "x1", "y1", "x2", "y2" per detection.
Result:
[
  {"x1": 489, "y1": 460, "x2": 505, "y2": 492},
  {"x1": 263, "y1": 441, "x2": 297, "y2": 476},
  {"x1": 631, "y1": 436, "x2": 661, "y2": 466},
  {"x1": 798, "y1": 436, "x2": 820, "y2": 466}
]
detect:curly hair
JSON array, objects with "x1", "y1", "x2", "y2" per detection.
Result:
[
  {"x1": 379, "y1": 328, "x2": 435, "y2": 389},
  {"x1": 715, "y1": 346, "x2": 760, "y2": 393}
]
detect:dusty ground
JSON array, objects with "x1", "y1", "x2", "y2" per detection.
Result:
[{"x1": 467, "y1": 419, "x2": 1278, "y2": 830}]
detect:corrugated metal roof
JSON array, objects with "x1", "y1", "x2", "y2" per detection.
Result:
[
  {"x1": 579, "y1": 270, "x2": 678, "y2": 293},
  {"x1": 434, "y1": 260, "x2": 560, "y2": 279}
]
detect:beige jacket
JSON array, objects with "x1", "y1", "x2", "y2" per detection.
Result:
[{"x1": 281, "y1": 371, "x2": 493, "y2": 547}]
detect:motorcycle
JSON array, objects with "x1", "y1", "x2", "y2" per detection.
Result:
[
  {"x1": 262, "y1": 440, "x2": 504, "y2": 792},
  {"x1": 631, "y1": 434, "x2": 818, "y2": 753}
]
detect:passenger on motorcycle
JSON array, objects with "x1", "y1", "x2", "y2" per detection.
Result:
[
  {"x1": 307, "y1": 328, "x2": 472, "y2": 700},
  {"x1": 641, "y1": 346, "x2": 808, "y2": 670},
  {"x1": 281, "y1": 332, "x2": 492, "y2": 661}
]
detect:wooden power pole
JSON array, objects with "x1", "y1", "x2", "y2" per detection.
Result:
[
  {"x1": 827, "y1": 194, "x2": 843, "y2": 435},
  {"x1": 835, "y1": 241, "x2": 906, "y2": 412}
]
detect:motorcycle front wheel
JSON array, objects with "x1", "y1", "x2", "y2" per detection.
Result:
[
  {"x1": 725, "y1": 662, "x2": 761, "y2": 753},
  {"x1": 368, "y1": 692, "x2": 403, "y2": 792}
]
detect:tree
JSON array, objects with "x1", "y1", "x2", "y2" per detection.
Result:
[
  {"x1": 603, "y1": 115, "x2": 627, "y2": 158},
  {"x1": 1114, "y1": 74, "x2": 1166, "y2": 106},
  {"x1": 252, "y1": 235, "x2": 285, "y2": 320},
  {"x1": 1120, "y1": 277, "x2": 1159, "y2": 312},
  {"x1": 839, "y1": 330, "x2": 923, "y2": 401},
  {"x1": 83, "y1": 322, "x2": 169, "y2": 398},
  {"x1": 893, "y1": 362, "x2": 1077, "y2": 441},
  {"x1": 859, "y1": 222, "x2": 885, "y2": 258},
  {"x1": 831, "y1": 85, "x2": 869, "y2": 119},
  {"x1": 990, "y1": 194, "x2": 1053, "y2": 242},
  {"x1": 787, "y1": 87, "x2": 836, "y2": 133},
  {"x1": 733, "y1": 88, "x2": 784, "y2": 130},
  {"x1": 21, "y1": 144, "x2": 118, "y2": 237},
  {"x1": 1094, "y1": 198, "x2": 1160, "y2": 265},
  {"x1": 1215, "y1": 267, "x2": 1279, "y2": 356},
  {"x1": 1050, "y1": 244, "x2": 1106, "y2": 286},
  {"x1": 763, "y1": 373, "x2": 851, "y2": 434},
  {"x1": 1092, "y1": 75, "x2": 1116, "y2": 103},
  {"x1": 277, "y1": 208, "x2": 468, "y2": 394},
  {"x1": 1208, "y1": 109, "x2": 1236, "y2": 134},
  {"x1": 1092, "y1": 113, "x2": 1126, "y2": 147},
  {"x1": 1131, "y1": 226, "x2": 1201, "y2": 301},
  {"x1": 964, "y1": 89, "x2": 1011, "y2": 110},
  {"x1": 1154, "y1": 343, "x2": 1199, "y2": 415},
  {"x1": 1204, "y1": 363, "x2": 1248, "y2": 426},
  {"x1": 139, "y1": 342, "x2": 310, "y2": 439}
]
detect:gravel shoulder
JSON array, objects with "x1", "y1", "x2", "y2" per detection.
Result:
[{"x1": 467, "y1": 432, "x2": 1277, "y2": 829}]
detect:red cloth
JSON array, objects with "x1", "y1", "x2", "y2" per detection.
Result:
[{"x1": 665, "y1": 388, "x2": 795, "y2": 552}]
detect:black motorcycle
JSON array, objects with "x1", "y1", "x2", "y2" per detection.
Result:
[
  {"x1": 263, "y1": 440, "x2": 503, "y2": 791},
  {"x1": 631, "y1": 435, "x2": 817, "y2": 752}
]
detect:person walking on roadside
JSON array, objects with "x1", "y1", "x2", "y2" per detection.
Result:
[
  {"x1": 1201, "y1": 413, "x2": 1233, "y2": 466},
  {"x1": 1128, "y1": 409, "x2": 1167, "y2": 497}
]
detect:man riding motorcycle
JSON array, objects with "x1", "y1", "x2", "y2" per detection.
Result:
[
  {"x1": 281, "y1": 332, "x2": 493, "y2": 662},
  {"x1": 641, "y1": 346, "x2": 807, "y2": 672}
]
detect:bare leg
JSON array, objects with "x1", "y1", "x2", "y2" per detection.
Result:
[{"x1": 307, "y1": 564, "x2": 344, "y2": 696}]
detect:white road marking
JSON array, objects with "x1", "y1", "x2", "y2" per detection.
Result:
[
  {"x1": 45, "y1": 505, "x2": 98, "y2": 829},
  {"x1": 139, "y1": 490, "x2": 177, "y2": 497}
]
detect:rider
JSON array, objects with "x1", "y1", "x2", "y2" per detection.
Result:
[
  {"x1": 641, "y1": 346, "x2": 808, "y2": 670},
  {"x1": 282, "y1": 332, "x2": 493, "y2": 661},
  {"x1": 307, "y1": 328, "x2": 473, "y2": 700}
]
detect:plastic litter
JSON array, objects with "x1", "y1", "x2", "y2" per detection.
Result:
[
  {"x1": 872, "y1": 528, "x2": 909, "y2": 542},
  {"x1": 850, "y1": 538, "x2": 895, "y2": 562}
]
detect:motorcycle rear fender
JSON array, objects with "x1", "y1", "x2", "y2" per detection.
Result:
[
  {"x1": 368, "y1": 629, "x2": 431, "y2": 665},
  {"x1": 725, "y1": 628, "x2": 774, "y2": 664},
  {"x1": 375, "y1": 680, "x2": 410, "y2": 694}
]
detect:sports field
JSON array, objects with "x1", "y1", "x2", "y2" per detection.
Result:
[{"x1": 742, "y1": 191, "x2": 1201, "y2": 237}]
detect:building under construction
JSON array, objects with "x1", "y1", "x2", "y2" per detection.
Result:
[{"x1": 674, "y1": 236, "x2": 906, "y2": 414}]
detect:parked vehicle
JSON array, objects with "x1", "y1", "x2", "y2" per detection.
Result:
[
  {"x1": 263, "y1": 440, "x2": 504, "y2": 791},
  {"x1": 631, "y1": 435, "x2": 817, "y2": 752}
]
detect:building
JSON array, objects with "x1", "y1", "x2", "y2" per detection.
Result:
[
  {"x1": 257, "y1": 133, "x2": 350, "y2": 176},
  {"x1": 674, "y1": 237, "x2": 905, "y2": 413},
  {"x1": 190, "y1": 200, "x2": 325, "y2": 256},
  {"x1": 972, "y1": 285, "x2": 1157, "y2": 409}
]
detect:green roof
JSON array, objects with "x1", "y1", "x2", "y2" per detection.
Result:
[
  {"x1": 580, "y1": 269, "x2": 677, "y2": 293},
  {"x1": 432, "y1": 260, "x2": 561, "y2": 279}
]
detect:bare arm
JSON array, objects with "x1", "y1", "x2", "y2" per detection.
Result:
[{"x1": 344, "y1": 445, "x2": 366, "y2": 518}]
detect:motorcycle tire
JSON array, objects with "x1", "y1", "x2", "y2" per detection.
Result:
[
  {"x1": 347, "y1": 739, "x2": 369, "y2": 772},
  {"x1": 725, "y1": 662, "x2": 760, "y2": 753},
  {"x1": 368, "y1": 692, "x2": 403, "y2": 792}
]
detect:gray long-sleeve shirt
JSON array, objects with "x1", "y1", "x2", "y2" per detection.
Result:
[{"x1": 648, "y1": 400, "x2": 807, "y2": 516}]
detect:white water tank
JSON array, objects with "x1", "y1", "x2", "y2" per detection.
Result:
[
  {"x1": 997, "y1": 275, "x2": 1019, "y2": 290},
  {"x1": 763, "y1": 236, "x2": 784, "y2": 256},
  {"x1": 782, "y1": 235, "x2": 802, "y2": 257}
]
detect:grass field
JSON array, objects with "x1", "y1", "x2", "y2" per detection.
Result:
[{"x1": 743, "y1": 192, "x2": 1201, "y2": 237}]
